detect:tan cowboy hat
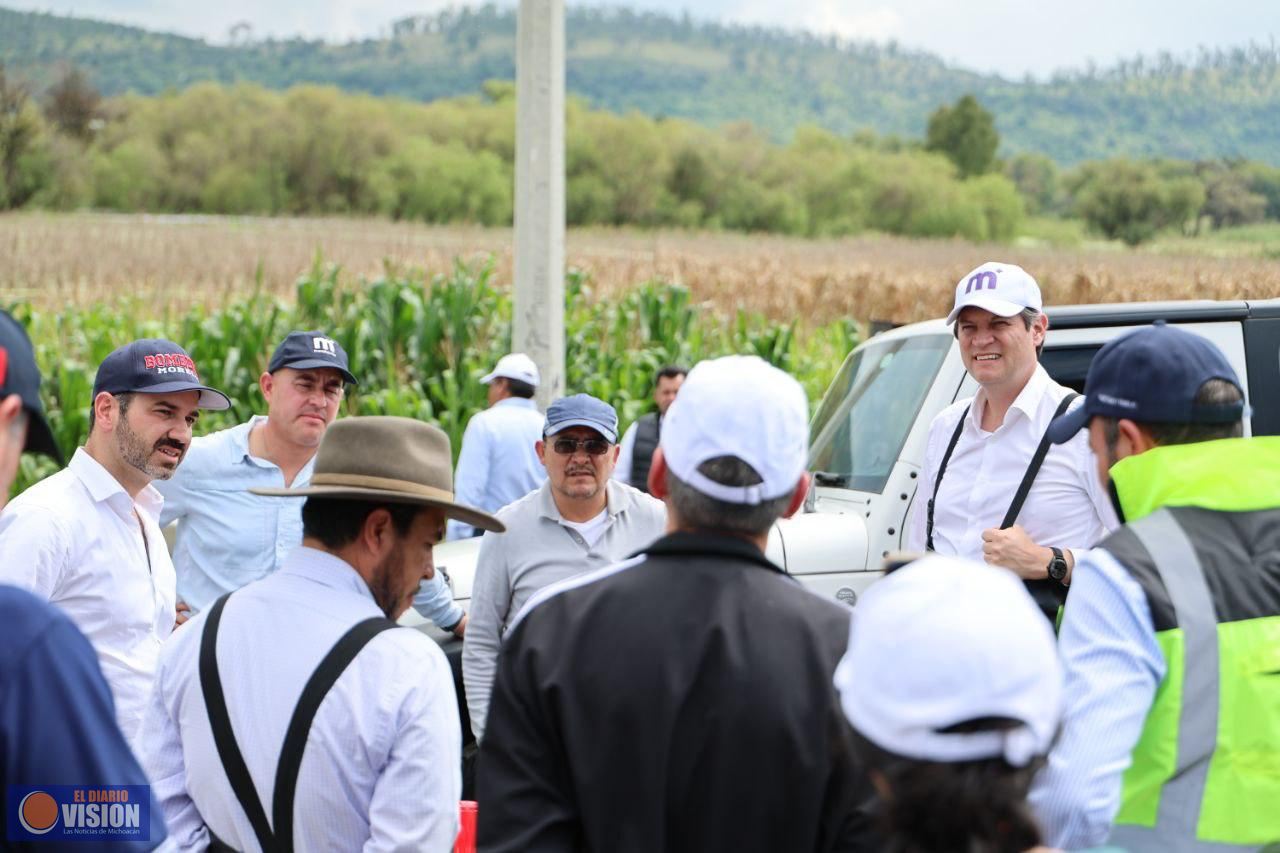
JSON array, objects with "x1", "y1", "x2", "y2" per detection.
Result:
[{"x1": 250, "y1": 416, "x2": 505, "y2": 533}]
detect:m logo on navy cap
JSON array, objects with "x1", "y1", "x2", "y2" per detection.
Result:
[{"x1": 268, "y1": 331, "x2": 357, "y2": 385}]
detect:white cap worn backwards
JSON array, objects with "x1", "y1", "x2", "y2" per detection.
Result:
[
  {"x1": 945, "y1": 261, "x2": 1043, "y2": 325},
  {"x1": 481, "y1": 352, "x2": 540, "y2": 387},
  {"x1": 834, "y1": 555, "x2": 1063, "y2": 768},
  {"x1": 659, "y1": 355, "x2": 808, "y2": 506}
]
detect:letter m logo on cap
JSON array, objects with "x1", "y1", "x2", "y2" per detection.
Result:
[
  {"x1": 965, "y1": 271, "x2": 999, "y2": 294},
  {"x1": 312, "y1": 337, "x2": 337, "y2": 356}
]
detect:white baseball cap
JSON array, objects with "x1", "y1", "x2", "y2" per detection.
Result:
[
  {"x1": 659, "y1": 355, "x2": 808, "y2": 505},
  {"x1": 480, "y1": 352, "x2": 540, "y2": 387},
  {"x1": 834, "y1": 555, "x2": 1062, "y2": 768},
  {"x1": 945, "y1": 261, "x2": 1043, "y2": 325}
]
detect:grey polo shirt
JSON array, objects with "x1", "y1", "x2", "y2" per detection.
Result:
[{"x1": 462, "y1": 479, "x2": 667, "y2": 739}]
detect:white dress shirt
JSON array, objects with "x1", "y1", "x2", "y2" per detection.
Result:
[
  {"x1": 446, "y1": 397, "x2": 545, "y2": 540},
  {"x1": 139, "y1": 546, "x2": 461, "y2": 852},
  {"x1": 0, "y1": 448, "x2": 177, "y2": 748},
  {"x1": 907, "y1": 364, "x2": 1118, "y2": 560}
]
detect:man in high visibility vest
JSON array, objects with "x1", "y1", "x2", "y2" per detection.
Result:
[{"x1": 1029, "y1": 321, "x2": 1279, "y2": 851}]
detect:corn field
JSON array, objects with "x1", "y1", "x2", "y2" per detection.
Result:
[{"x1": 7, "y1": 260, "x2": 860, "y2": 492}]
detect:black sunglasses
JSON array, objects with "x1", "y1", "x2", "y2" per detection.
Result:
[{"x1": 551, "y1": 437, "x2": 612, "y2": 456}]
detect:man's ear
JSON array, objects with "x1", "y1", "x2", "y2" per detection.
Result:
[
  {"x1": 648, "y1": 448, "x2": 669, "y2": 499},
  {"x1": 92, "y1": 392, "x2": 118, "y2": 432},
  {"x1": 1118, "y1": 418, "x2": 1158, "y2": 456},
  {"x1": 781, "y1": 473, "x2": 810, "y2": 519},
  {"x1": 361, "y1": 507, "x2": 395, "y2": 558}
]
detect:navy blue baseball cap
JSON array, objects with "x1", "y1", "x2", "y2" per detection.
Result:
[
  {"x1": 544, "y1": 394, "x2": 619, "y2": 443},
  {"x1": 267, "y1": 331, "x2": 357, "y2": 385},
  {"x1": 93, "y1": 339, "x2": 231, "y2": 410},
  {"x1": 0, "y1": 310, "x2": 62, "y2": 463},
  {"x1": 1047, "y1": 322, "x2": 1246, "y2": 445}
]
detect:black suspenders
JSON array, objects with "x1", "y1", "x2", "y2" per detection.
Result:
[
  {"x1": 925, "y1": 393, "x2": 1079, "y2": 552},
  {"x1": 199, "y1": 593, "x2": 397, "y2": 853}
]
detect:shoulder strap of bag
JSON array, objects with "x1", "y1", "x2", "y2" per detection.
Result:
[
  {"x1": 200, "y1": 593, "x2": 276, "y2": 852},
  {"x1": 1000, "y1": 393, "x2": 1079, "y2": 530},
  {"x1": 271, "y1": 616, "x2": 398, "y2": 853},
  {"x1": 926, "y1": 404, "x2": 970, "y2": 552}
]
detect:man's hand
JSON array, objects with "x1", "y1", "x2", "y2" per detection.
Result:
[
  {"x1": 174, "y1": 600, "x2": 192, "y2": 629},
  {"x1": 981, "y1": 525, "x2": 1052, "y2": 579},
  {"x1": 451, "y1": 613, "x2": 468, "y2": 639}
]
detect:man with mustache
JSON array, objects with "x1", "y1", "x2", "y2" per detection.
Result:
[
  {"x1": 139, "y1": 417, "x2": 503, "y2": 851},
  {"x1": 0, "y1": 339, "x2": 230, "y2": 750},
  {"x1": 905, "y1": 262, "x2": 1117, "y2": 622},
  {"x1": 463, "y1": 393, "x2": 666, "y2": 740}
]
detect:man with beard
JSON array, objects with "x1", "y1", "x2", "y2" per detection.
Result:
[
  {"x1": 138, "y1": 417, "x2": 504, "y2": 851},
  {"x1": 463, "y1": 393, "x2": 666, "y2": 740},
  {"x1": 0, "y1": 339, "x2": 229, "y2": 751}
]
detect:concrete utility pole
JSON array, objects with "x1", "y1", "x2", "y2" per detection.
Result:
[{"x1": 513, "y1": 0, "x2": 566, "y2": 407}]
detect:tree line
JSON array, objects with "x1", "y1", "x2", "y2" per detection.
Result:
[
  {"x1": 3, "y1": 67, "x2": 1280, "y2": 246},
  {"x1": 4, "y1": 4, "x2": 1280, "y2": 166}
]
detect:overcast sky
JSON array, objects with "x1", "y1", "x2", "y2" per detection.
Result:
[{"x1": 6, "y1": 0, "x2": 1278, "y2": 79}]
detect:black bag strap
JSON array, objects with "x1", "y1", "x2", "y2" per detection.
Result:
[
  {"x1": 926, "y1": 404, "x2": 970, "y2": 552},
  {"x1": 272, "y1": 615, "x2": 397, "y2": 853},
  {"x1": 1000, "y1": 393, "x2": 1079, "y2": 530},
  {"x1": 199, "y1": 593, "x2": 397, "y2": 853},
  {"x1": 200, "y1": 594, "x2": 275, "y2": 852}
]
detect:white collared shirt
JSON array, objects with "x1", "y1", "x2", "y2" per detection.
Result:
[
  {"x1": 907, "y1": 365, "x2": 1119, "y2": 560},
  {"x1": 139, "y1": 546, "x2": 460, "y2": 852},
  {"x1": 0, "y1": 448, "x2": 177, "y2": 748}
]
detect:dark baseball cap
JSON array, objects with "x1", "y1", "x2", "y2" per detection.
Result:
[
  {"x1": 544, "y1": 394, "x2": 618, "y2": 443},
  {"x1": 93, "y1": 339, "x2": 231, "y2": 410},
  {"x1": 1047, "y1": 322, "x2": 1246, "y2": 445},
  {"x1": 0, "y1": 310, "x2": 62, "y2": 463},
  {"x1": 267, "y1": 331, "x2": 357, "y2": 385}
]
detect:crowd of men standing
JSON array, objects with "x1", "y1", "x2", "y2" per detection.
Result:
[{"x1": 0, "y1": 258, "x2": 1276, "y2": 852}]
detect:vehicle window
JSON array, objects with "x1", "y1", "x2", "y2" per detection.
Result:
[
  {"x1": 809, "y1": 334, "x2": 952, "y2": 494},
  {"x1": 1040, "y1": 345, "x2": 1103, "y2": 394}
]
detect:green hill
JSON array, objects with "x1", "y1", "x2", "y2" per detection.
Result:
[{"x1": 3, "y1": 4, "x2": 1280, "y2": 165}]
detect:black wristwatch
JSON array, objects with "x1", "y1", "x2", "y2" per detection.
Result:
[{"x1": 1047, "y1": 546, "x2": 1069, "y2": 586}]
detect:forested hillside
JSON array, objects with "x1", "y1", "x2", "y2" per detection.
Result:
[{"x1": 3, "y1": 4, "x2": 1279, "y2": 165}]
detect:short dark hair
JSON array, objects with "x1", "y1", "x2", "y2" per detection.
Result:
[
  {"x1": 1100, "y1": 378, "x2": 1244, "y2": 458},
  {"x1": 503, "y1": 378, "x2": 536, "y2": 399},
  {"x1": 665, "y1": 455, "x2": 792, "y2": 537},
  {"x1": 849, "y1": 726, "x2": 1046, "y2": 853},
  {"x1": 656, "y1": 365, "x2": 687, "y2": 384},
  {"x1": 300, "y1": 497, "x2": 422, "y2": 549},
  {"x1": 88, "y1": 391, "x2": 133, "y2": 435}
]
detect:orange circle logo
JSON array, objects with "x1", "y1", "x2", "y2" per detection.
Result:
[{"x1": 19, "y1": 791, "x2": 59, "y2": 834}]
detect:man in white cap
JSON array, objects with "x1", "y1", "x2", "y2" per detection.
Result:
[
  {"x1": 905, "y1": 261, "x2": 1116, "y2": 622},
  {"x1": 835, "y1": 555, "x2": 1063, "y2": 852},
  {"x1": 476, "y1": 356, "x2": 878, "y2": 852},
  {"x1": 447, "y1": 352, "x2": 546, "y2": 540}
]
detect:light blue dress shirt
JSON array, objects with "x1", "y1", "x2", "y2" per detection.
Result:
[
  {"x1": 156, "y1": 416, "x2": 462, "y2": 629},
  {"x1": 446, "y1": 397, "x2": 546, "y2": 540},
  {"x1": 1028, "y1": 546, "x2": 1166, "y2": 850}
]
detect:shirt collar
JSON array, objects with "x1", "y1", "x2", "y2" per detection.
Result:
[
  {"x1": 229, "y1": 415, "x2": 268, "y2": 464},
  {"x1": 537, "y1": 478, "x2": 635, "y2": 522},
  {"x1": 643, "y1": 530, "x2": 788, "y2": 575},
  {"x1": 495, "y1": 397, "x2": 538, "y2": 411},
  {"x1": 278, "y1": 545, "x2": 381, "y2": 608},
  {"x1": 68, "y1": 447, "x2": 164, "y2": 520},
  {"x1": 971, "y1": 364, "x2": 1050, "y2": 429}
]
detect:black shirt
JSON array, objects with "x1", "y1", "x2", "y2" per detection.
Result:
[{"x1": 477, "y1": 530, "x2": 879, "y2": 853}]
